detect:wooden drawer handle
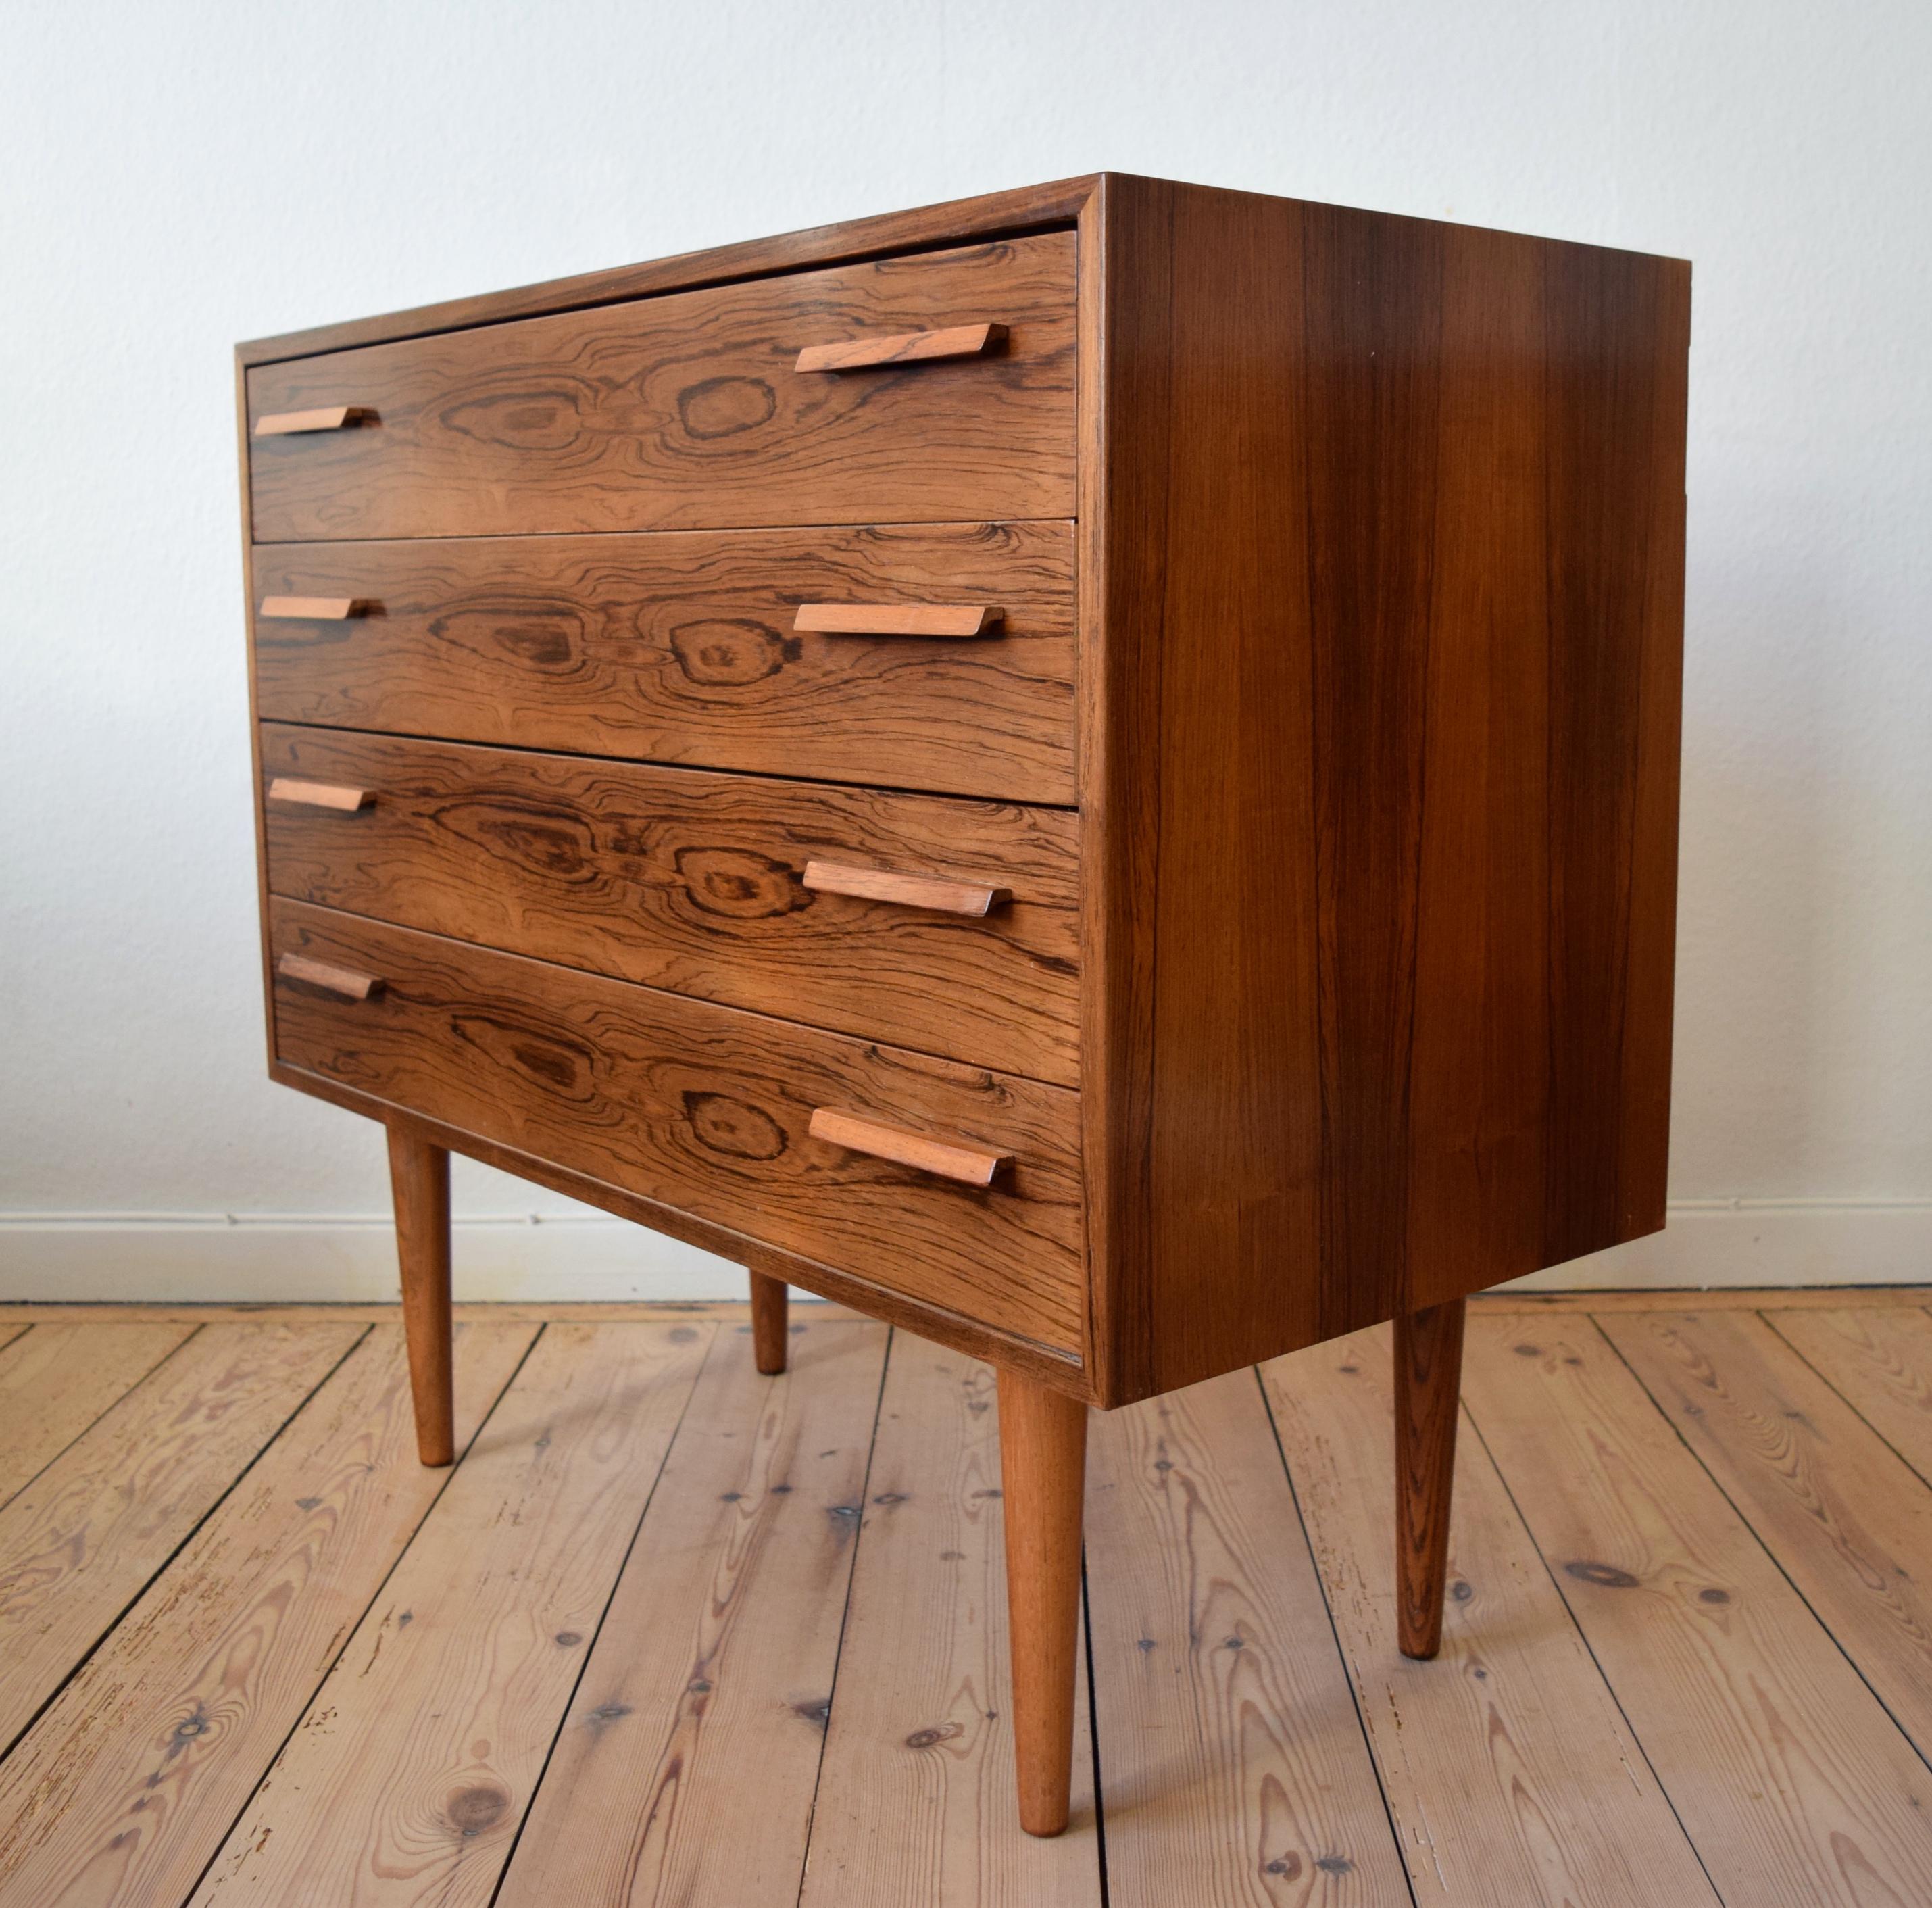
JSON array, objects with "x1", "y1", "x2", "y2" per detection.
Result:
[
  {"x1": 267, "y1": 777, "x2": 374, "y2": 812},
  {"x1": 253, "y1": 406, "x2": 372, "y2": 436},
  {"x1": 802, "y1": 860, "x2": 1010, "y2": 917},
  {"x1": 794, "y1": 322, "x2": 1006, "y2": 374},
  {"x1": 793, "y1": 603, "x2": 1004, "y2": 638},
  {"x1": 808, "y1": 1108, "x2": 1010, "y2": 1187},
  {"x1": 276, "y1": 952, "x2": 383, "y2": 1000},
  {"x1": 258, "y1": 596, "x2": 372, "y2": 620}
]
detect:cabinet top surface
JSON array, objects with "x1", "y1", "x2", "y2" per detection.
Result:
[{"x1": 236, "y1": 171, "x2": 1687, "y2": 368}]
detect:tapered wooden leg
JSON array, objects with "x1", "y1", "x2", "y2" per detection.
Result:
[
  {"x1": 387, "y1": 1124, "x2": 454, "y2": 1467},
  {"x1": 1395, "y1": 1297, "x2": 1466, "y2": 1659},
  {"x1": 749, "y1": 1269, "x2": 788, "y2": 1374},
  {"x1": 997, "y1": 1368, "x2": 1087, "y2": 1837}
]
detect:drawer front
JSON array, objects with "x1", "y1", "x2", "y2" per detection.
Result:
[
  {"x1": 251, "y1": 522, "x2": 1076, "y2": 805},
  {"x1": 261, "y1": 725, "x2": 1080, "y2": 1086},
  {"x1": 247, "y1": 235, "x2": 1074, "y2": 542},
  {"x1": 269, "y1": 900, "x2": 1085, "y2": 1354}
]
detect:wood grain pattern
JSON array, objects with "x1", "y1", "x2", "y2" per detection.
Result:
[
  {"x1": 276, "y1": 1080, "x2": 1089, "y2": 1398},
  {"x1": 24, "y1": 1288, "x2": 1874, "y2": 1331},
  {"x1": 259, "y1": 725, "x2": 1079, "y2": 1086},
  {"x1": 1079, "y1": 179, "x2": 1322, "y2": 1406},
  {"x1": 189, "y1": 1322, "x2": 712, "y2": 1907},
  {"x1": 1486, "y1": 1286, "x2": 1932, "y2": 1313},
  {"x1": 995, "y1": 1370, "x2": 1087, "y2": 1836},
  {"x1": 497, "y1": 1320, "x2": 887, "y2": 1908},
  {"x1": 1462, "y1": 1314, "x2": 1932, "y2": 1905},
  {"x1": 250, "y1": 521, "x2": 1076, "y2": 806},
  {"x1": 0, "y1": 1323, "x2": 360, "y2": 1751},
  {"x1": 1767, "y1": 1305, "x2": 1932, "y2": 1479},
  {"x1": 247, "y1": 237, "x2": 1074, "y2": 541},
  {"x1": 239, "y1": 176, "x2": 1099, "y2": 365},
  {"x1": 1262, "y1": 1327, "x2": 1718, "y2": 1908},
  {"x1": 800, "y1": 1331, "x2": 1102, "y2": 1905},
  {"x1": 1083, "y1": 1369, "x2": 1412, "y2": 1906},
  {"x1": 1076, "y1": 177, "x2": 1689, "y2": 1403},
  {"x1": 749, "y1": 1270, "x2": 789, "y2": 1375},
  {"x1": 237, "y1": 174, "x2": 1687, "y2": 1421},
  {"x1": 793, "y1": 602, "x2": 1004, "y2": 637},
  {"x1": 1394, "y1": 1299, "x2": 1464, "y2": 1659},
  {"x1": 0, "y1": 1300, "x2": 871, "y2": 1323},
  {"x1": 14, "y1": 1293, "x2": 1932, "y2": 1903},
  {"x1": 0, "y1": 1323, "x2": 534, "y2": 1908},
  {"x1": 795, "y1": 320, "x2": 1006, "y2": 372},
  {"x1": 387, "y1": 1125, "x2": 454, "y2": 1465},
  {"x1": 1604, "y1": 1308, "x2": 1932, "y2": 1761},
  {"x1": 0, "y1": 1323, "x2": 191, "y2": 1509},
  {"x1": 270, "y1": 900, "x2": 1085, "y2": 1356},
  {"x1": 809, "y1": 1108, "x2": 1012, "y2": 1188}
]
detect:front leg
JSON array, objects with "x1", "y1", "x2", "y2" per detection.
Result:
[
  {"x1": 387, "y1": 1123, "x2": 454, "y2": 1466},
  {"x1": 997, "y1": 1368, "x2": 1088, "y2": 1836},
  {"x1": 1395, "y1": 1298, "x2": 1466, "y2": 1658},
  {"x1": 748, "y1": 1269, "x2": 789, "y2": 1374}
]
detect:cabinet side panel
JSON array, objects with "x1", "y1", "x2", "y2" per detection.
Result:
[
  {"x1": 1086, "y1": 180, "x2": 1326, "y2": 1401},
  {"x1": 1537, "y1": 242, "x2": 1689, "y2": 1270},
  {"x1": 1300, "y1": 203, "x2": 1450, "y2": 1336},
  {"x1": 1403, "y1": 228, "x2": 1555, "y2": 1305},
  {"x1": 1094, "y1": 185, "x2": 1689, "y2": 1398},
  {"x1": 1343, "y1": 217, "x2": 1689, "y2": 1317}
]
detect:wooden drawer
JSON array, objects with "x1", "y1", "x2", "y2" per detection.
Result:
[
  {"x1": 261, "y1": 724, "x2": 1079, "y2": 1085},
  {"x1": 246, "y1": 235, "x2": 1074, "y2": 542},
  {"x1": 250, "y1": 521, "x2": 1076, "y2": 806},
  {"x1": 268, "y1": 900, "x2": 1085, "y2": 1354}
]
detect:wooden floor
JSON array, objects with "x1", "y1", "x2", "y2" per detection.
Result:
[{"x1": 3, "y1": 1293, "x2": 1932, "y2": 1904}]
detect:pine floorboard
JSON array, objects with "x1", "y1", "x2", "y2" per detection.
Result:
[{"x1": 0, "y1": 1292, "x2": 1929, "y2": 1904}]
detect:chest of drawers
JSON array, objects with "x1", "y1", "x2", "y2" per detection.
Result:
[{"x1": 237, "y1": 174, "x2": 1689, "y2": 1836}]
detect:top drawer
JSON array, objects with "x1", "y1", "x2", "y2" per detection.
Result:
[{"x1": 246, "y1": 235, "x2": 1076, "y2": 542}]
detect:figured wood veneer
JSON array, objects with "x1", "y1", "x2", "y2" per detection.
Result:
[
  {"x1": 269, "y1": 899, "x2": 1085, "y2": 1353},
  {"x1": 251, "y1": 523, "x2": 1075, "y2": 806},
  {"x1": 1079, "y1": 179, "x2": 1688, "y2": 1402},
  {"x1": 259, "y1": 724, "x2": 1076, "y2": 1084},
  {"x1": 240, "y1": 172, "x2": 1688, "y2": 1410},
  {"x1": 247, "y1": 239, "x2": 1073, "y2": 541},
  {"x1": 237, "y1": 180, "x2": 1685, "y2": 1843}
]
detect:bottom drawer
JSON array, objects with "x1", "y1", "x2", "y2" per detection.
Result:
[{"x1": 268, "y1": 899, "x2": 1085, "y2": 1355}]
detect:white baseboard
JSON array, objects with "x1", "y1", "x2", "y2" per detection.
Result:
[
  {"x1": 1494, "y1": 1198, "x2": 1932, "y2": 1292},
  {"x1": 0, "y1": 1211, "x2": 747, "y2": 1302},
  {"x1": 0, "y1": 1199, "x2": 1926, "y2": 1304}
]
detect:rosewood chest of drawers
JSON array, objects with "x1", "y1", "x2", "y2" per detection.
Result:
[{"x1": 237, "y1": 173, "x2": 1689, "y2": 1837}]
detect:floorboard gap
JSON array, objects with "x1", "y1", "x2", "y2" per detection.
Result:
[{"x1": 173, "y1": 1321, "x2": 545, "y2": 1908}]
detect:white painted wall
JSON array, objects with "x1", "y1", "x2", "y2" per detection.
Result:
[{"x1": 3, "y1": 0, "x2": 1928, "y2": 1300}]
